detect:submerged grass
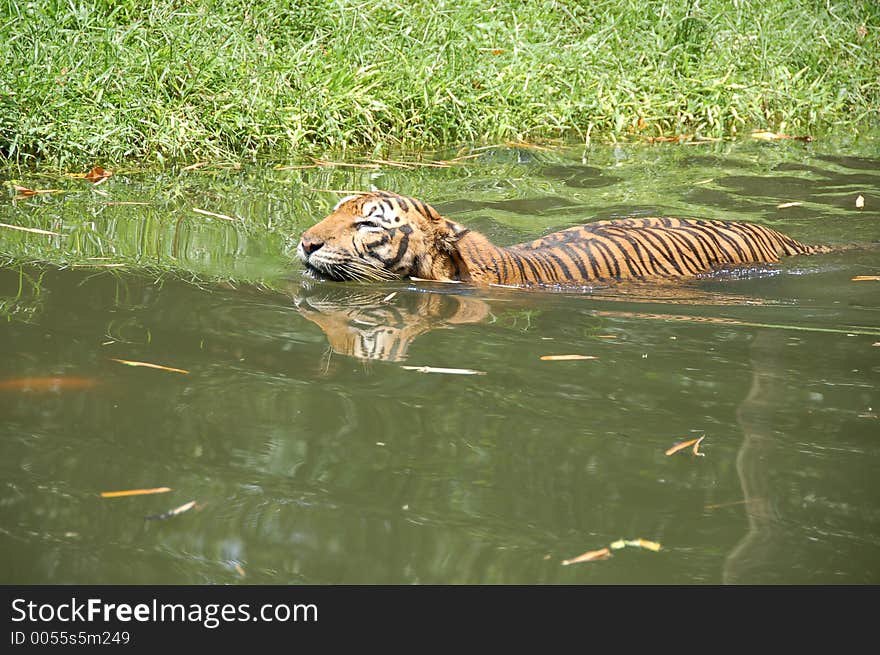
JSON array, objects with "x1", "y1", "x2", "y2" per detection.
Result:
[{"x1": 2, "y1": 0, "x2": 879, "y2": 170}]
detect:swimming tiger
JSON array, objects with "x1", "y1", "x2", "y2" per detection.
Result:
[{"x1": 297, "y1": 191, "x2": 831, "y2": 286}]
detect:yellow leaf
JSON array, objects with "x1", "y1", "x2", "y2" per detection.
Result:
[
  {"x1": 561, "y1": 547, "x2": 611, "y2": 565},
  {"x1": 400, "y1": 365, "x2": 486, "y2": 375},
  {"x1": 84, "y1": 166, "x2": 112, "y2": 184},
  {"x1": 192, "y1": 207, "x2": 237, "y2": 222},
  {"x1": 0, "y1": 222, "x2": 60, "y2": 236},
  {"x1": 665, "y1": 436, "x2": 702, "y2": 456},
  {"x1": 539, "y1": 355, "x2": 598, "y2": 361},
  {"x1": 635, "y1": 538, "x2": 662, "y2": 552},
  {"x1": 110, "y1": 358, "x2": 189, "y2": 374},
  {"x1": 750, "y1": 130, "x2": 785, "y2": 141},
  {"x1": 100, "y1": 487, "x2": 171, "y2": 498},
  {"x1": 12, "y1": 185, "x2": 62, "y2": 197}
]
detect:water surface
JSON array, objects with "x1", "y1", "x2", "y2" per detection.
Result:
[{"x1": 2, "y1": 137, "x2": 879, "y2": 584}]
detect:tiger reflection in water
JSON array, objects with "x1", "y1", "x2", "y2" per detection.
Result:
[
  {"x1": 291, "y1": 279, "x2": 773, "y2": 362},
  {"x1": 293, "y1": 282, "x2": 490, "y2": 362}
]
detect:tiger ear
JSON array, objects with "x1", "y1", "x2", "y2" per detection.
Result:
[{"x1": 434, "y1": 218, "x2": 470, "y2": 252}]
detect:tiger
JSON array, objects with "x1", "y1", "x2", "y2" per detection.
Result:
[{"x1": 297, "y1": 190, "x2": 832, "y2": 287}]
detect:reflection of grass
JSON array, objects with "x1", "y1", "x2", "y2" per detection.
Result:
[
  {"x1": 492, "y1": 309, "x2": 543, "y2": 331},
  {"x1": 0, "y1": 264, "x2": 46, "y2": 324},
  {"x1": 1, "y1": 0, "x2": 877, "y2": 168}
]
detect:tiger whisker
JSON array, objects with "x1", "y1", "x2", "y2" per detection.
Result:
[{"x1": 341, "y1": 259, "x2": 400, "y2": 282}]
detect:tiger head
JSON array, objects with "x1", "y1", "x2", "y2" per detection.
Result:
[{"x1": 297, "y1": 191, "x2": 472, "y2": 282}]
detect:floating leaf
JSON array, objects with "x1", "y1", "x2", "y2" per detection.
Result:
[
  {"x1": 401, "y1": 365, "x2": 486, "y2": 375},
  {"x1": 750, "y1": 130, "x2": 786, "y2": 140},
  {"x1": 84, "y1": 166, "x2": 112, "y2": 184},
  {"x1": 71, "y1": 262, "x2": 126, "y2": 268},
  {"x1": 0, "y1": 221, "x2": 61, "y2": 236},
  {"x1": 192, "y1": 207, "x2": 237, "y2": 222},
  {"x1": 561, "y1": 548, "x2": 611, "y2": 566},
  {"x1": 503, "y1": 141, "x2": 554, "y2": 151},
  {"x1": 181, "y1": 161, "x2": 210, "y2": 171},
  {"x1": 612, "y1": 537, "x2": 663, "y2": 551},
  {"x1": 750, "y1": 130, "x2": 812, "y2": 142},
  {"x1": 368, "y1": 159, "x2": 413, "y2": 169},
  {"x1": 539, "y1": 355, "x2": 598, "y2": 361},
  {"x1": 633, "y1": 538, "x2": 662, "y2": 552},
  {"x1": 665, "y1": 436, "x2": 704, "y2": 456},
  {"x1": 0, "y1": 376, "x2": 98, "y2": 392},
  {"x1": 776, "y1": 201, "x2": 803, "y2": 209},
  {"x1": 110, "y1": 358, "x2": 189, "y2": 374},
  {"x1": 145, "y1": 500, "x2": 197, "y2": 521},
  {"x1": 311, "y1": 158, "x2": 380, "y2": 169},
  {"x1": 856, "y1": 195, "x2": 865, "y2": 209},
  {"x1": 410, "y1": 276, "x2": 462, "y2": 284},
  {"x1": 644, "y1": 134, "x2": 693, "y2": 144},
  {"x1": 851, "y1": 276, "x2": 880, "y2": 282},
  {"x1": 274, "y1": 164, "x2": 319, "y2": 171},
  {"x1": 100, "y1": 487, "x2": 172, "y2": 498},
  {"x1": 12, "y1": 185, "x2": 62, "y2": 197}
]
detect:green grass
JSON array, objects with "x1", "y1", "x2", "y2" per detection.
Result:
[{"x1": 1, "y1": 0, "x2": 879, "y2": 170}]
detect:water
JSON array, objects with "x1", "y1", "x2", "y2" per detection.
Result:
[{"x1": 1, "y1": 137, "x2": 878, "y2": 584}]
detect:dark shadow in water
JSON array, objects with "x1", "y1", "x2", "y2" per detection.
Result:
[
  {"x1": 815, "y1": 154, "x2": 880, "y2": 171},
  {"x1": 534, "y1": 164, "x2": 623, "y2": 189},
  {"x1": 438, "y1": 195, "x2": 584, "y2": 217},
  {"x1": 723, "y1": 331, "x2": 786, "y2": 584},
  {"x1": 702, "y1": 159, "x2": 880, "y2": 215}
]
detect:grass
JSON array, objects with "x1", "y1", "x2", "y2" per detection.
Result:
[{"x1": 1, "y1": 0, "x2": 879, "y2": 170}]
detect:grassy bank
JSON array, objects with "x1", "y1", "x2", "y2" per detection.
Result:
[{"x1": 2, "y1": 0, "x2": 878, "y2": 169}]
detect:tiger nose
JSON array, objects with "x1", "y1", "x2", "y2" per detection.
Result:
[{"x1": 300, "y1": 236, "x2": 324, "y2": 256}]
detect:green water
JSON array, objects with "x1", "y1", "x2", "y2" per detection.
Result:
[{"x1": 1, "y1": 137, "x2": 878, "y2": 584}]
